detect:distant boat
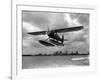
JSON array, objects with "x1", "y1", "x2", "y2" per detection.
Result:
[{"x1": 71, "y1": 57, "x2": 88, "y2": 61}]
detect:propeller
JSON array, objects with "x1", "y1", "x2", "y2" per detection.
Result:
[{"x1": 46, "y1": 25, "x2": 50, "y2": 35}]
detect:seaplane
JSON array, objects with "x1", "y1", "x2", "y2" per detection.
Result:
[{"x1": 27, "y1": 26, "x2": 83, "y2": 47}]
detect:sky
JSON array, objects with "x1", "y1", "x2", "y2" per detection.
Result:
[{"x1": 22, "y1": 11, "x2": 89, "y2": 55}]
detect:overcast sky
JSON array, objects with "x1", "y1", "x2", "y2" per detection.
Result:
[{"x1": 22, "y1": 11, "x2": 89, "y2": 55}]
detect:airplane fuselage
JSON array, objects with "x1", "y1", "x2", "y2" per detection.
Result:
[{"x1": 48, "y1": 31, "x2": 62, "y2": 42}]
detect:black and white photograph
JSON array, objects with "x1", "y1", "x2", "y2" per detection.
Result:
[
  {"x1": 22, "y1": 11, "x2": 89, "y2": 69},
  {"x1": 10, "y1": 2, "x2": 98, "y2": 79},
  {"x1": 0, "y1": 0, "x2": 99, "y2": 79}
]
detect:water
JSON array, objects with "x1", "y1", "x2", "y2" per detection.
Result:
[{"x1": 22, "y1": 55, "x2": 89, "y2": 69}]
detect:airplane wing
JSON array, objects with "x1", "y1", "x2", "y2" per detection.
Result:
[
  {"x1": 27, "y1": 26, "x2": 83, "y2": 35},
  {"x1": 52, "y1": 26, "x2": 83, "y2": 33},
  {"x1": 27, "y1": 31, "x2": 47, "y2": 35}
]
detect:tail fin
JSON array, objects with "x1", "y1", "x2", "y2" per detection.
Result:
[
  {"x1": 61, "y1": 35, "x2": 64, "y2": 43},
  {"x1": 61, "y1": 35, "x2": 68, "y2": 43}
]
